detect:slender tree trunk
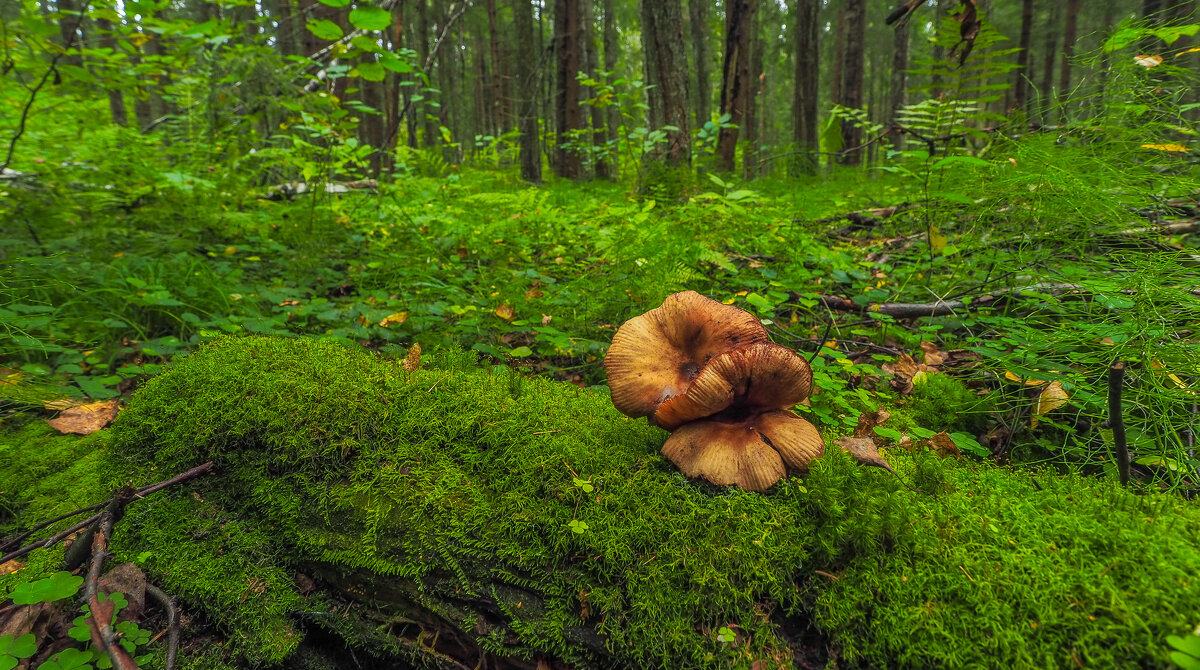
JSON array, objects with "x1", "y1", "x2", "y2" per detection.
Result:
[
  {"x1": 688, "y1": 0, "x2": 712, "y2": 131},
  {"x1": 742, "y1": 13, "x2": 762, "y2": 178},
  {"x1": 553, "y1": 0, "x2": 583, "y2": 178},
  {"x1": 790, "y1": 0, "x2": 819, "y2": 176},
  {"x1": 716, "y1": 0, "x2": 756, "y2": 172},
  {"x1": 361, "y1": 59, "x2": 386, "y2": 174},
  {"x1": 888, "y1": 20, "x2": 909, "y2": 150},
  {"x1": 56, "y1": 0, "x2": 84, "y2": 69},
  {"x1": 1039, "y1": 2, "x2": 1060, "y2": 125},
  {"x1": 417, "y1": 0, "x2": 438, "y2": 147},
  {"x1": 95, "y1": 17, "x2": 127, "y2": 126},
  {"x1": 512, "y1": 0, "x2": 542, "y2": 182},
  {"x1": 1057, "y1": 0, "x2": 1080, "y2": 122},
  {"x1": 931, "y1": 0, "x2": 950, "y2": 98},
  {"x1": 1012, "y1": 0, "x2": 1034, "y2": 115},
  {"x1": 486, "y1": 0, "x2": 507, "y2": 137},
  {"x1": 639, "y1": 0, "x2": 692, "y2": 167},
  {"x1": 583, "y1": 1, "x2": 611, "y2": 179},
  {"x1": 839, "y1": 0, "x2": 864, "y2": 166},
  {"x1": 602, "y1": 0, "x2": 619, "y2": 177},
  {"x1": 830, "y1": 4, "x2": 846, "y2": 108},
  {"x1": 274, "y1": 0, "x2": 302, "y2": 57}
]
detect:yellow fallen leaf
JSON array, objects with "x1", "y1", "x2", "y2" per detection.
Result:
[
  {"x1": 1178, "y1": 46, "x2": 1200, "y2": 56},
  {"x1": 46, "y1": 399, "x2": 121, "y2": 435},
  {"x1": 1134, "y1": 54, "x2": 1163, "y2": 67},
  {"x1": 929, "y1": 227, "x2": 948, "y2": 252},
  {"x1": 1140, "y1": 143, "x2": 1189, "y2": 152},
  {"x1": 1004, "y1": 370, "x2": 1048, "y2": 386},
  {"x1": 1032, "y1": 381, "x2": 1069, "y2": 428},
  {"x1": 494, "y1": 304, "x2": 515, "y2": 321},
  {"x1": 224, "y1": 246, "x2": 238, "y2": 255},
  {"x1": 379, "y1": 311, "x2": 408, "y2": 327}
]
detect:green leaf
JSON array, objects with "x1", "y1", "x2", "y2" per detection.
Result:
[
  {"x1": 0, "y1": 633, "x2": 36, "y2": 660},
  {"x1": 317, "y1": 0, "x2": 351, "y2": 6},
  {"x1": 931, "y1": 155, "x2": 990, "y2": 170},
  {"x1": 306, "y1": 19, "x2": 343, "y2": 41},
  {"x1": 379, "y1": 53, "x2": 414, "y2": 73},
  {"x1": 349, "y1": 6, "x2": 391, "y2": 31},
  {"x1": 9, "y1": 572, "x2": 84, "y2": 605},
  {"x1": 350, "y1": 35, "x2": 382, "y2": 52},
  {"x1": 1168, "y1": 634, "x2": 1200, "y2": 659},
  {"x1": 507, "y1": 346, "x2": 533, "y2": 358},
  {"x1": 38, "y1": 647, "x2": 95, "y2": 670},
  {"x1": 873, "y1": 426, "x2": 903, "y2": 440},
  {"x1": 351, "y1": 61, "x2": 386, "y2": 81}
]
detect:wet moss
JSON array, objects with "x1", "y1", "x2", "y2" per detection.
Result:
[{"x1": 3, "y1": 336, "x2": 1198, "y2": 669}]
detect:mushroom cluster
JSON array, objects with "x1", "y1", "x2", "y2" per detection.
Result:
[{"x1": 604, "y1": 291, "x2": 824, "y2": 492}]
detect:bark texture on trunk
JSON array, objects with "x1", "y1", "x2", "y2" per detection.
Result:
[
  {"x1": 1057, "y1": 0, "x2": 1080, "y2": 122},
  {"x1": 688, "y1": 0, "x2": 712, "y2": 131},
  {"x1": 1011, "y1": 0, "x2": 1033, "y2": 114},
  {"x1": 888, "y1": 20, "x2": 909, "y2": 150},
  {"x1": 838, "y1": 0, "x2": 865, "y2": 166},
  {"x1": 554, "y1": 0, "x2": 583, "y2": 179},
  {"x1": 639, "y1": 0, "x2": 691, "y2": 166},
  {"x1": 716, "y1": 0, "x2": 757, "y2": 173},
  {"x1": 790, "y1": 0, "x2": 819, "y2": 176},
  {"x1": 602, "y1": 0, "x2": 619, "y2": 177},
  {"x1": 512, "y1": 0, "x2": 542, "y2": 182}
]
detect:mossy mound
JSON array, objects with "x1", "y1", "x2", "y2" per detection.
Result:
[{"x1": 3, "y1": 336, "x2": 1199, "y2": 669}]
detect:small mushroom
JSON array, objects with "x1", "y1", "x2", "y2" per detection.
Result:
[
  {"x1": 652, "y1": 342, "x2": 813, "y2": 431},
  {"x1": 661, "y1": 410, "x2": 824, "y2": 492},
  {"x1": 604, "y1": 291, "x2": 768, "y2": 419}
]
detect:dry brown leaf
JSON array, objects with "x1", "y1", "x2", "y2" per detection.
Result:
[
  {"x1": 929, "y1": 431, "x2": 962, "y2": 458},
  {"x1": 45, "y1": 399, "x2": 120, "y2": 435},
  {"x1": 402, "y1": 343, "x2": 421, "y2": 372},
  {"x1": 920, "y1": 341, "x2": 944, "y2": 366},
  {"x1": 852, "y1": 409, "x2": 892, "y2": 439},
  {"x1": 836, "y1": 435, "x2": 895, "y2": 473},
  {"x1": 1134, "y1": 54, "x2": 1163, "y2": 68},
  {"x1": 0, "y1": 559, "x2": 22, "y2": 575},
  {"x1": 494, "y1": 303, "x2": 515, "y2": 321},
  {"x1": 541, "y1": 314, "x2": 553, "y2": 325}
]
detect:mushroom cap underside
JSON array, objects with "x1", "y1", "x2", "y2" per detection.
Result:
[
  {"x1": 604, "y1": 291, "x2": 769, "y2": 419},
  {"x1": 661, "y1": 410, "x2": 824, "y2": 492},
  {"x1": 652, "y1": 342, "x2": 814, "y2": 431}
]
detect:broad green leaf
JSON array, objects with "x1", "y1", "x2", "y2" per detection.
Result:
[
  {"x1": 380, "y1": 53, "x2": 413, "y2": 73},
  {"x1": 349, "y1": 6, "x2": 391, "y2": 31},
  {"x1": 351, "y1": 61, "x2": 386, "y2": 81},
  {"x1": 306, "y1": 19, "x2": 343, "y2": 41},
  {"x1": 9, "y1": 572, "x2": 84, "y2": 605},
  {"x1": 350, "y1": 35, "x2": 382, "y2": 53},
  {"x1": 317, "y1": 0, "x2": 351, "y2": 6},
  {"x1": 931, "y1": 155, "x2": 990, "y2": 169}
]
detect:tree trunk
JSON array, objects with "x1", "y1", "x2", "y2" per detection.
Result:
[
  {"x1": 1057, "y1": 0, "x2": 1079, "y2": 122},
  {"x1": 272, "y1": 0, "x2": 302, "y2": 57},
  {"x1": 839, "y1": 0, "x2": 864, "y2": 166},
  {"x1": 583, "y1": 1, "x2": 611, "y2": 179},
  {"x1": 1011, "y1": 0, "x2": 1034, "y2": 115},
  {"x1": 716, "y1": 0, "x2": 756, "y2": 173},
  {"x1": 688, "y1": 0, "x2": 712, "y2": 131},
  {"x1": 95, "y1": 17, "x2": 127, "y2": 127},
  {"x1": 639, "y1": 0, "x2": 691, "y2": 167},
  {"x1": 512, "y1": 0, "x2": 542, "y2": 182},
  {"x1": 742, "y1": 13, "x2": 762, "y2": 179},
  {"x1": 486, "y1": 0, "x2": 507, "y2": 137},
  {"x1": 417, "y1": 0, "x2": 439, "y2": 148},
  {"x1": 56, "y1": 0, "x2": 84, "y2": 69},
  {"x1": 554, "y1": 0, "x2": 584, "y2": 179},
  {"x1": 888, "y1": 19, "x2": 909, "y2": 150},
  {"x1": 830, "y1": 4, "x2": 846, "y2": 109},
  {"x1": 790, "y1": 0, "x2": 819, "y2": 176},
  {"x1": 930, "y1": 0, "x2": 950, "y2": 98},
  {"x1": 602, "y1": 0, "x2": 619, "y2": 177},
  {"x1": 1039, "y1": 2, "x2": 1060, "y2": 125}
]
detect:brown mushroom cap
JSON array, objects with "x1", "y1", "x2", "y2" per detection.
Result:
[
  {"x1": 652, "y1": 342, "x2": 814, "y2": 431},
  {"x1": 661, "y1": 410, "x2": 824, "y2": 492},
  {"x1": 604, "y1": 291, "x2": 768, "y2": 419}
]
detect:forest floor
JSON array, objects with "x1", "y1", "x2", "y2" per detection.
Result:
[{"x1": 2, "y1": 136, "x2": 1200, "y2": 668}]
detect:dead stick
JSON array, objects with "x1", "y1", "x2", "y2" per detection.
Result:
[
  {"x1": 83, "y1": 492, "x2": 140, "y2": 670},
  {"x1": 145, "y1": 584, "x2": 180, "y2": 670},
  {"x1": 0, "y1": 462, "x2": 215, "y2": 565},
  {"x1": 0, "y1": 501, "x2": 106, "y2": 552},
  {"x1": 1109, "y1": 362, "x2": 1130, "y2": 486}
]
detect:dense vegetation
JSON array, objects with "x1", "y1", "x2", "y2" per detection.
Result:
[{"x1": 2, "y1": 0, "x2": 1199, "y2": 668}]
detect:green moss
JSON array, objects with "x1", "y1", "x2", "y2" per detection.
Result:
[
  {"x1": 4, "y1": 336, "x2": 1199, "y2": 669},
  {"x1": 906, "y1": 372, "x2": 989, "y2": 434}
]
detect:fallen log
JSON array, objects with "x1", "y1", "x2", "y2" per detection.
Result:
[{"x1": 5, "y1": 337, "x2": 1199, "y2": 669}]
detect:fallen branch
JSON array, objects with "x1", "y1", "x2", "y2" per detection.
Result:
[
  {"x1": 1109, "y1": 363, "x2": 1130, "y2": 487},
  {"x1": 83, "y1": 489, "x2": 139, "y2": 670},
  {"x1": 145, "y1": 584, "x2": 180, "y2": 670},
  {"x1": 0, "y1": 462, "x2": 215, "y2": 566}
]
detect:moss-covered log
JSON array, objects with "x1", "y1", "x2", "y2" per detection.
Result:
[{"x1": 3, "y1": 336, "x2": 1200, "y2": 669}]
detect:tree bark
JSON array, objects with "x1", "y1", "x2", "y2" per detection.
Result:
[
  {"x1": 790, "y1": 0, "x2": 819, "y2": 176},
  {"x1": 1011, "y1": 0, "x2": 1034, "y2": 114},
  {"x1": 512, "y1": 0, "x2": 542, "y2": 182},
  {"x1": 554, "y1": 0, "x2": 584, "y2": 179},
  {"x1": 888, "y1": 19, "x2": 909, "y2": 150},
  {"x1": 416, "y1": 0, "x2": 439, "y2": 147},
  {"x1": 486, "y1": 0, "x2": 507, "y2": 137},
  {"x1": 742, "y1": 12, "x2": 762, "y2": 178},
  {"x1": 602, "y1": 0, "x2": 619, "y2": 177},
  {"x1": 1038, "y1": 2, "x2": 1060, "y2": 125},
  {"x1": 583, "y1": 1, "x2": 611, "y2": 179},
  {"x1": 1057, "y1": 0, "x2": 1080, "y2": 122},
  {"x1": 838, "y1": 0, "x2": 865, "y2": 166},
  {"x1": 716, "y1": 0, "x2": 757, "y2": 173},
  {"x1": 95, "y1": 17, "x2": 127, "y2": 127},
  {"x1": 688, "y1": 0, "x2": 712, "y2": 132},
  {"x1": 639, "y1": 0, "x2": 691, "y2": 167},
  {"x1": 829, "y1": 4, "x2": 846, "y2": 109},
  {"x1": 930, "y1": 0, "x2": 950, "y2": 98},
  {"x1": 56, "y1": 0, "x2": 84, "y2": 69}
]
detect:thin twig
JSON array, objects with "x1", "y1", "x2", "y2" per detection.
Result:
[
  {"x1": 0, "y1": 501, "x2": 106, "y2": 552},
  {"x1": 145, "y1": 584, "x2": 180, "y2": 670},
  {"x1": 83, "y1": 489, "x2": 140, "y2": 670},
  {"x1": 1109, "y1": 362, "x2": 1129, "y2": 486},
  {"x1": 0, "y1": 512, "x2": 102, "y2": 565}
]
